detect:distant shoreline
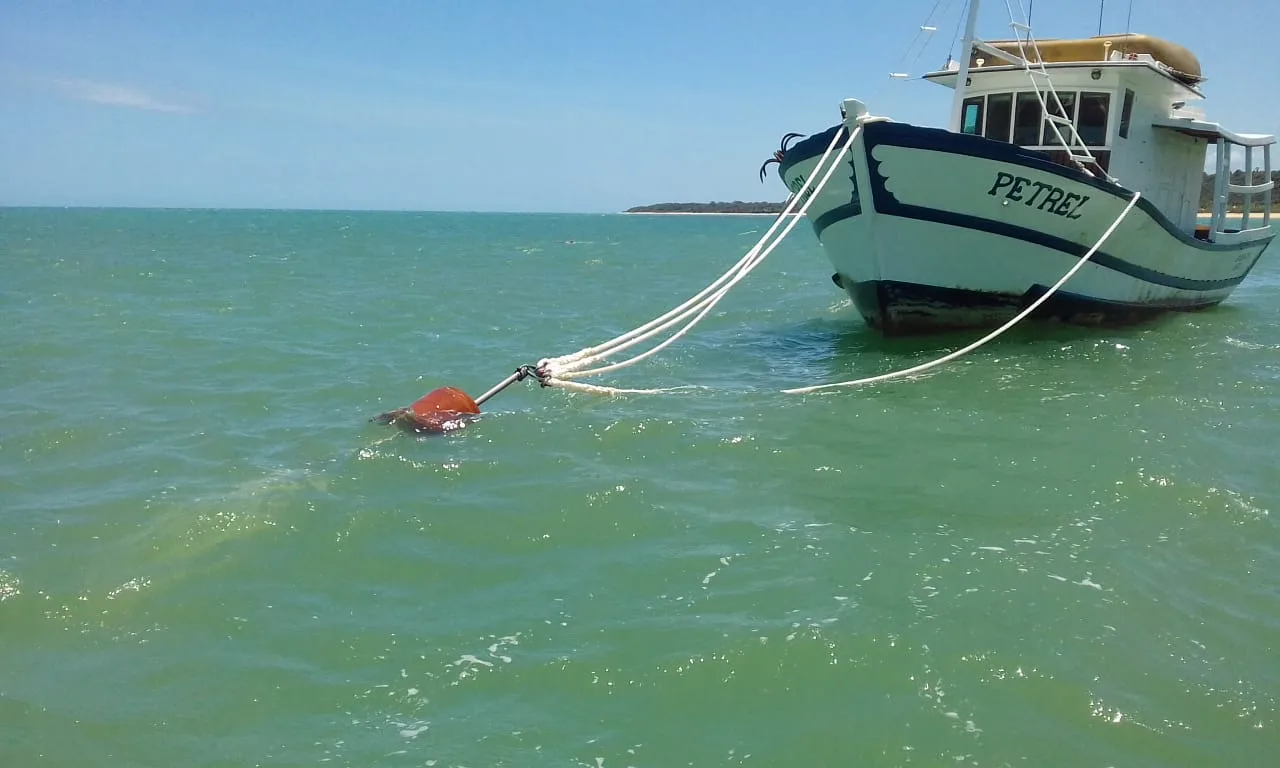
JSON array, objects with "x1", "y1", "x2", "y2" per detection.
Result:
[
  {"x1": 621, "y1": 211, "x2": 778, "y2": 216},
  {"x1": 624, "y1": 201, "x2": 785, "y2": 215}
]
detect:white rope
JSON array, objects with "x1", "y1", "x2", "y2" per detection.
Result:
[
  {"x1": 782, "y1": 189, "x2": 1142, "y2": 394},
  {"x1": 543, "y1": 379, "x2": 701, "y2": 397},
  {"x1": 538, "y1": 120, "x2": 873, "y2": 394},
  {"x1": 555, "y1": 133, "x2": 848, "y2": 380},
  {"x1": 542, "y1": 124, "x2": 852, "y2": 376}
]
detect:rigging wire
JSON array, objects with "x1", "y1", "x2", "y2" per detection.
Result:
[
  {"x1": 946, "y1": 0, "x2": 968, "y2": 66},
  {"x1": 896, "y1": 0, "x2": 948, "y2": 75},
  {"x1": 908, "y1": 0, "x2": 954, "y2": 71}
]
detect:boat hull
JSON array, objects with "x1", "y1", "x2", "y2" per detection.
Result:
[{"x1": 778, "y1": 120, "x2": 1272, "y2": 335}]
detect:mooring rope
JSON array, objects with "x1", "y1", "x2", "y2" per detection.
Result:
[
  {"x1": 782, "y1": 188, "x2": 1142, "y2": 394},
  {"x1": 527, "y1": 121, "x2": 1138, "y2": 401},
  {"x1": 536, "y1": 118, "x2": 874, "y2": 394}
]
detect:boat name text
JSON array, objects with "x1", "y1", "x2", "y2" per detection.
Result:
[
  {"x1": 986, "y1": 172, "x2": 1089, "y2": 219},
  {"x1": 786, "y1": 175, "x2": 816, "y2": 203}
]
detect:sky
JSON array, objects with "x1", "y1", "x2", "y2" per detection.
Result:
[{"x1": 2, "y1": 0, "x2": 1277, "y2": 212}]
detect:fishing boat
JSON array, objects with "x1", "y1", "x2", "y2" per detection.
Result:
[{"x1": 764, "y1": 1, "x2": 1275, "y2": 335}]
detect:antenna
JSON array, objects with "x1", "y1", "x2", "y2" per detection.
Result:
[{"x1": 1098, "y1": 0, "x2": 1106, "y2": 35}]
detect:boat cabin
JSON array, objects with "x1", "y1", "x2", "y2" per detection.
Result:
[{"x1": 923, "y1": 33, "x2": 1274, "y2": 245}]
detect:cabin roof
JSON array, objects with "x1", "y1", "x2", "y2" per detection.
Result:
[
  {"x1": 1152, "y1": 117, "x2": 1275, "y2": 147},
  {"x1": 922, "y1": 59, "x2": 1204, "y2": 99},
  {"x1": 974, "y1": 34, "x2": 1202, "y2": 85}
]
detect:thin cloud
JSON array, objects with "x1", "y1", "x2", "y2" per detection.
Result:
[{"x1": 53, "y1": 78, "x2": 193, "y2": 114}]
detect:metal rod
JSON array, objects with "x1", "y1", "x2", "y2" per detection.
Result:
[
  {"x1": 474, "y1": 370, "x2": 526, "y2": 406},
  {"x1": 947, "y1": 0, "x2": 981, "y2": 133},
  {"x1": 1098, "y1": 0, "x2": 1106, "y2": 35}
]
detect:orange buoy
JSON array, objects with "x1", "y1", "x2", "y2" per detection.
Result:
[
  {"x1": 410, "y1": 386, "x2": 479, "y2": 419},
  {"x1": 375, "y1": 386, "x2": 480, "y2": 434},
  {"x1": 372, "y1": 366, "x2": 540, "y2": 435}
]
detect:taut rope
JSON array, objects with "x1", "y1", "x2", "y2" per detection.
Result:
[{"x1": 536, "y1": 118, "x2": 876, "y2": 394}]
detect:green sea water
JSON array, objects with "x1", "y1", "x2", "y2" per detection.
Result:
[{"x1": 2, "y1": 207, "x2": 1278, "y2": 767}]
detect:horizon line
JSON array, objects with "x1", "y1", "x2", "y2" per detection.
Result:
[{"x1": 0, "y1": 204, "x2": 631, "y2": 215}]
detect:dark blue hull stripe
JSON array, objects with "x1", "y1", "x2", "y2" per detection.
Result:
[
  {"x1": 778, "y1": 121, "x2": 1270, "y2": 260},
  {"x1": 810, "y1": 203, "x2": 861, "y2": 235},
  {"x1": 863, "y1": 203, "x2": 1257, "y2": 291}
]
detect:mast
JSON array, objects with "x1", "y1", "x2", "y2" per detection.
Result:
[{"x1": 947, "y1": 0, "x2": 982, "y2": 133}]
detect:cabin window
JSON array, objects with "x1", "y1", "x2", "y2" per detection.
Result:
[
  {"x1": 961, "y1": 96, "x2": 984, "y2": 135},
  {"x1": 985, "y1": 93, "x2": 1013, "y2": 142},
  {"x1": 1041, "y1": 91, "x2": 1077, "y2": 145},
  {"x1": 1012, "y1": 92, "x2": 1042, "y2": 145},
  {"x1": 1119, "y1": 89, "x2": 1135, "y2": 139},
  {"x1": 1077, "y1": 91, "x2": 1111, "y2": 146},
  {"x1": 970, "y1": 88, "x2": 1115, "y2": 171}
]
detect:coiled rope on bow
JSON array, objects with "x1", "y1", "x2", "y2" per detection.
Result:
[{"x1": 537, "y1": 119, "x2": 874, "y2": 395}]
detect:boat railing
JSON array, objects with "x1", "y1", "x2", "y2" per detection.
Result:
[{"x1": 1210, "y1": 138, "x2": 1273, "y2": 242}]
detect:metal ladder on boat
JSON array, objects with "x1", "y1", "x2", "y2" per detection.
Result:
[{"x1": 1007, "y1": 20, "x2": 1116, "y2": 182}]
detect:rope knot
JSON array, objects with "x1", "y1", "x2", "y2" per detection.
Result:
[{"x1": 529, "y1": 364, "x2": 553, "y2": 387}]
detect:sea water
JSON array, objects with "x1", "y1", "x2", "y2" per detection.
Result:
[{"x1": 2, "y1": 207, "x2": 1277, "y2": 766}]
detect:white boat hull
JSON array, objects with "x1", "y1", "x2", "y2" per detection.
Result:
[{"x1": 778, "y1": 121, "x2": 1272, "y2": 335}]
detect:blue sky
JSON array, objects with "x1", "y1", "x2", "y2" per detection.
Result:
[{"x1": 2, "y1": 0, "x2": 1276, "y2": 212}]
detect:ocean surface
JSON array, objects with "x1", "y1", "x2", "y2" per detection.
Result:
[{"x1": 2, "y1": 207, "x2": 1277, "y2": 767}]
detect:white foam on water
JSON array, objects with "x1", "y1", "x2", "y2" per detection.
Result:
[
  {"x1": 395, "y1": 720, "x2": 429, "y2": 739},
  {"x1": 1224, "y1": 336, "x2": 1274, "y2": 350},
  {"x1": 0, "y1": 570, "x2": 18, "y2": 601},
  {"x1": 106, "y1": 577, "x2": 151, "y2": 599}
]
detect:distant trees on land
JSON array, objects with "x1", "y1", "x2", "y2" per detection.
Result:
[
  {"x1": 625, "y1": 201, "x2": 785, "y2": 214},
  {"x1": 1201, "y1": 171, "x2": 1280, "y2": 212}
]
